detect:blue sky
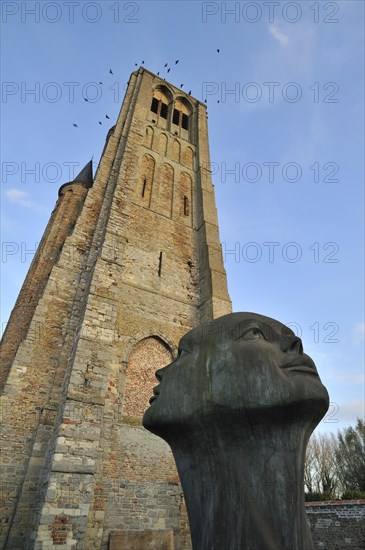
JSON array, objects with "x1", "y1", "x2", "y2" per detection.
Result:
[{"x1": 1, "y1": 1, "x2": 364, "y2": 434}]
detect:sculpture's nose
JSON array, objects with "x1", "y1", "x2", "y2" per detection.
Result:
[
  {"x1": 281, "y1": 336, "x2": 303, "y2": 354},
  {"x1": 155, "y1": 365, "x2": 168, "y2": 382}
]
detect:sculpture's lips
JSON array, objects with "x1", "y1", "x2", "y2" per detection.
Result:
[
  {"x1": 284, "y1": 366, "x2": 318, "y2": 376},
  {"x1": 149, "y1": 386, "x2": 160, "y2": 404},
  {"x1": 281, "y1": 356, "x2": 318, "y2": 376}
]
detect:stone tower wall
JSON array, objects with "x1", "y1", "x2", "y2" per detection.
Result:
[
  {"x1": 0, "y1": 68, "x2": 231, "y2": 549},
  {"x1": 0, "y1": 123, "x2": 127, "y2": 549}
]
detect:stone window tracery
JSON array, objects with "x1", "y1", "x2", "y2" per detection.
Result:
[{"x1": 171, "y1": 99, "x2": 191, "y2": 140}]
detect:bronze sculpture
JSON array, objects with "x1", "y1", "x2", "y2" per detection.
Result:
[{"x1": 143, "y1": 313, "x2": 329, "y2": 549}]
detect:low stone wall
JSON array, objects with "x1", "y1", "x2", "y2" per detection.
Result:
[{"x1": 306, "y1": 500, "x2": 365, "y2": 549}]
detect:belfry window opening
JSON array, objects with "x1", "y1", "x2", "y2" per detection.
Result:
[
  {"x1": 172, "y1": 110, "x2": 189, "y2": 130},
  {"x1": 150, "y1": 89, "x2": 169, "y2": 124},
  {"x1": 171, "y1": 99, "x2": 191, "y2": 139}
]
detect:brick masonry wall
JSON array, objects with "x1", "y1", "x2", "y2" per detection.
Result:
[
  {"x1": 306, "y1": 500, "x2": 365, "y2": 549},
  {"x1": 1, "y1": 68, "x2": 231, "y2": 549},
  {"x1": 0, "y1": 86, "x2": 133, "y2": 548}
]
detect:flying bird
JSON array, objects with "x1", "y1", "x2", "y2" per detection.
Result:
[
  {"x1": 157, "y1": 72, "x2": 160, "y2": 75},
  {"x1": 204, "y1": 99, "x2": 207, "y2": 103},
  {"x1": 99, "y1": 121, "x2": 102, "y2": 125},
  {"x1": 180, "y1": 84, "x2": 184, "y2": 88},
  {"x1": 167, "y1": 68, "x2": 170, "y2": 73},
  {"x1": 73, "y1": 123, "x2": 78, "y2": 127},
  {"x1": 164, "y1": 63, "x2": 168, "y2": 67},
  {"x1": 106, "y1": 114, "x2": 110, "y2": 119},
  {"x1": 84, "y1": 98, "x2": 89, "y2": 102},
  {"x1": 175, "y1": 60, "x2": 179, "y2": 64},
  {"x1": 142, "y1": 60, "x2": 145, "y2": 64},
  {"x1": 217, "y1": 49, "x2": 220, "y2": 53},
  {"x1": 99, "y1": 82, "x2": 103, "y2": 85},
  {"x1": 135, "y1": 63, "x2": 138, "y2": 66},
  {"x1": 109, "y1": 69, "x2": 113, "y2": 74}
]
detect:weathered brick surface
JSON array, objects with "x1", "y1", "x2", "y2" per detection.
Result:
[
  {"x1": 306, "y1": 500, "x2": 365, "y2": 549},
  {"x1": 122, "y1": 337, "x2": 172, "y2": 417},
  {"x1": 0, "y1": 68, "x2": 231, "y2": 549},
  {"x1": 109, "y1": 528, "x2": 174, "y2": 549}
]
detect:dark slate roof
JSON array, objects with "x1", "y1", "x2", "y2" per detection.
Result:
[
  {"x1": 73, "y1": 160, "x2": 93, "y2": 188},
  {"x1": 58, "y1": 160, "x2": 94, "y2": 196}
]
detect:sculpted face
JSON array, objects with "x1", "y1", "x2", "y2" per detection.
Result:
[{"x1": 143, "y1": 312, "x2": 329, "y2": 437}]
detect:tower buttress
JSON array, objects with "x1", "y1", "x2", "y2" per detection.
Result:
[{"x1": 0, "y1": 161, "x2": 93, "y2": 391}]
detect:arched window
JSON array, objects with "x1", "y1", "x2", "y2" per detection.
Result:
[
  {"x1": 172, "y1": 98, "x2": 191, "y2": 139},
  {"x1": 179, "y1": 172, "x2": 192, "y2": 224},
  {"x1": 120, "y1": 336, "x2": 178, "y2": 484},
  {"x1": 144, "y1": 126, "x2": 154, "y2": 148},
  {"x1": 156, "y1": 163, "x2": 174, "y2": 218},
  {"x1": 137, "y1": 154, "x2": 155, "y2": 204},
  {"x1": 123, "y1": 336, "x2": 173, "y2": 418},
  {"x1": 158, "y1": 133, "x2": 168, "y2": 156},
  {"x1": 183, "y1": 146, "x2": 194, "y2": 169},
  {"x1": 171, "y1": 139, "x2": 181, "y2": 163},
  {"x1": 150, "y1": 89, "x2": 170, "y2": 125}
]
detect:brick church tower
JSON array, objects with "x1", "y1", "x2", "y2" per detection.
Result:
[{"x1": 0, "y1": 67, "x2": 231, "y2": 549}]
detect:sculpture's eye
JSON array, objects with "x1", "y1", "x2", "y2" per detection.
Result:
[{"x1": 241, "y1": 328, "x2": 266, "y2": 340}]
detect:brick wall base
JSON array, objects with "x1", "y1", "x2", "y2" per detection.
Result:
[{"x1": 306, "y1": 500, "x2": 365, "y2": 550}]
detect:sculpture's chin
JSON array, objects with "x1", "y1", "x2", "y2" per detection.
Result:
[
  {"x1": 142, "y1": 407, "x2": 154, "y2": 431},
  {"x1": 143, "y1": 396, "x2": 330, "y2": 445},
  {"x1": 290, "y1": 379, "x2": 330, "y2": 421},
  {"x1": 142, "y1": 405, "x2": 172, "y2": 438}
]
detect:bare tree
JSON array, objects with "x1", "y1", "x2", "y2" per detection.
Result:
[
  {"x1": 305, "y1": 432, "x2": 338, "y2": 499},
  {"x1": 335, "y1": 418, "x2": 365, "y2": 495},
  {"x1": 314, "y1": 433, "x2": 338, "y2": 496},
  {"x1": 304, "y1": 437, "x2": 317, "y2": 496}
]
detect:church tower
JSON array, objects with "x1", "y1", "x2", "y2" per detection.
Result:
[{"x1": 0, "y1": 67, "x2": 231, "y2": 549}]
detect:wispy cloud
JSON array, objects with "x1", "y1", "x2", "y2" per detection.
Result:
[
  {"x1": 4, "y1": 188, "x2": 38, "y2": 209},
  {"x1": 336, "y1": 372, "x2": 365, "y2": 384},
  {"x1": 316, "y1": 400, "x2": 364, "y2": 435},
  {"x1": 352, "y1": 322, "x2": 365, "y2": 345},
  {"x1": 322, "y1": 362, "x2": 364, "y2": 385},
  {"x1": 337, "y1": 401, "x2": 364, "y2": 424},
  {"x1": 269, "y1": 25, "x2": 290, "y2": 47}
]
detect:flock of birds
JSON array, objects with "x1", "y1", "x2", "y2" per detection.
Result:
[{"x1": 72, "y1": 50, "x2": 221, "y2": 128}]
